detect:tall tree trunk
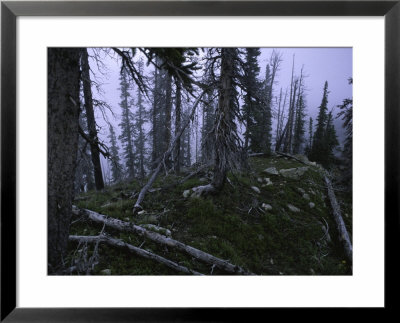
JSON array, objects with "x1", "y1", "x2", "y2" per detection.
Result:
[
  {"x1": 165, "y1": 73, "x2": 172, "y2": 152},
  {"x1": 152, "y1": 66, "x2": 160, "y2": 167},
  {"x1": 81, "y1": 49, "x2": 104, "y2": 190},
  {"x1": 48, "y1": 48, "x2": 81, "y2": 273},
  {"x1": 211, "y1": 48, "x2": 236, "y2": 190},
  {"x1": 174, "y1": 79, "x2": 182, "y2": 172}
]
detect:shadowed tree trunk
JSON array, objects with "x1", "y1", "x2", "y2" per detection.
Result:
[
  {"x1": 48, "y1": 48, "x2": 81, "y2": 273},
  {"x1": 81, "y1": 49, "x2": 104, "y2": 190},
  {"x1": 174, "y1": 79, "x2": 182, "y2": 172}
]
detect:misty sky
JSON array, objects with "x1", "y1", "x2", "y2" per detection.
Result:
[{"x1": 86, "y1": 48, "x2": 352, "y2": 181}]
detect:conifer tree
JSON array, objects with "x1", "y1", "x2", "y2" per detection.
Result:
[
  {"x1": 292, "y1": 93, "x2": 306, "y2": 154},
  {"x1": 132, "y1": 58, "x2": 148, "y2": 179},
  {"x1": 337, "y1": 78, "x2": 353, "y2": 186},
  {"x1": 107, "y1": 124, "x2": 123, "y2": 183},
  {"x1": 118, "y1": 68, "x2": 135, "y2": 179},
  {"x1": 242, "y1": 48, "x2": 262, "y2": 152}
]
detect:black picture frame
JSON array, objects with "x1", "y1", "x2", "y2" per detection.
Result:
[{"x1": 1, "y1": 1, "x2": 399, "y2": 321}]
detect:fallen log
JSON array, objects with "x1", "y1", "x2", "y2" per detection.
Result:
[
  {"x1": 69, "y1": 235, "x2": 202, "y2": 275},
  {"x1": 324, "y1": 175, "x2": 353, "y2": 263},
  {"x1": 133, "y1": 90, "x2": 206, "y2": 214},
  {"x1": 275, "y1": 151, "x2": 308, "y2": 165},
  {"x1": 72, "y1": 206, "x2": 253, "y2": 275}
]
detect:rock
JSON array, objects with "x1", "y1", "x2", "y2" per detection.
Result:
[
  {"x1": 261, "y1": 203, "x2": 273, "y2": 211},
  {"x1": 297, "y1": 187, "x2": 305, "y2": 194},
  {"x1": 263, "y1": 167, "x2": 279, "y2": 175},
  {"x1": 124, "y1": 217, "x2": 130, "y2": 221},
  {"x1": 251, "y1": 186, "x2": 261, "y2": 194},
  {"x1": 137, "y1": 210, "x2": 146, "y2": 215},
  {"x1": 309, "y1": 189, "x2": 316, "y2": 195},
  {"x1": 280, "y1": 167, "x2": 309, "y2": 180},
  {"x1": 309, "y1": 202, "x2": 315, "y2": 208},
  {"x1": 258, "y1": 234, "x2": 264, "y2": 240},
  {"x1": 100, "y1": 269, "x2": 111, "y2": 275},
  {"x1": 264, "y1": 178, "x2": 273, "y2": 185},
  {"x1": 310, "y1": 268, "x2": 315, "y2": 275},
  {"x1": 183, "y1": 189, "x2": 191, "y2": 198},
  {"x1": 143, "y1": 215, "x2": 158, "y2": 224},
  {"x1": 199, "y1": 177, "x2": 207, "y2": 182},
  {"x1": 140, "y1": 224, "x2": 172, "y2": 237},
  {"x1": 302, "y1": 193, "x2": 310, "y2": 200},
  {"x1": 287, "y1": 204, "x2": 300, "y2": 212},
  {"x1": 270, "y1": 258, "x2": 274, "y2": 265},
  {"x1": 257, "y1": 178, "x2": 263, "y2": 183},
  {"x1": 294, "y1": 154, "x2": 310, "y2": 164}
]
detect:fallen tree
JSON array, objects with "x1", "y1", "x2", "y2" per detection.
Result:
[
  {"x1": 72, "y1": 206, "x2": 253, "y2": 275},
  {"x1": 324, "y1": 176, "x2": 353, "y2": 263},
  {"x1": 69, "y1": 234, "x2": 202, "y2": 275},
  {"x1": 133, "y1": 90, "x2": 206, "y2": 214}
]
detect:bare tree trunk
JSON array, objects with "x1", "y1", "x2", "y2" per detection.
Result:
[
  {"x1": 165, "y1": 73, "x2": 172, "y2": 152},
  {"x1": 174, "y1": 79, "x2": 182, "y2": 173},
  {"x1": 81, "y1": 49, "x2": 104, "y2": 190},
  {"x1": 72, "y1": 206, "x2": 253, "y2": 275},
  {"x1": 324, "y1": 176, "x2": 353, "y2": 263},
  {"x1": 69, "y1": 235, "x2": 203, "y2": 275},
  {"x1": 48, "y1": 48, "x2": 81, "y2": 273}
]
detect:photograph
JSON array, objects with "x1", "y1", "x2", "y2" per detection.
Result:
[{"x1": 48, "y1": 47, "x2": 353, "y2": 276}]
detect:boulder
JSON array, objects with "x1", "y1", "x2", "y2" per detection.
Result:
[
  {"x1": 280, "y1": 167, "x2": 309, "y2": 180},
  {"x1": 263, "y1": 167, "x2": 279, "y2": 175},
  {"x1": 287, "y1": 204, "x2": 300, "y2": 212}
]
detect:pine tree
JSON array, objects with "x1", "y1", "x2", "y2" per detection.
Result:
[
  {"x1": 107, "y1": 124, "x2": 123, "y2": 183},
  {"x1": 337, "y1": 78, "x2": 353, "y2": 186},
  {"x1": 305, "y1": 116, "x2": 313, "y2": 156},
  {"x1": 132, "y1": 58, "x2": 148, "y2": 179},
  {"x1": 309, "y1": 81, "x2": 329, "y2": 163},
  {"x1": 324, "y1": 111, "x2": 339, "y2": 165},
  {"x1": 292, "y1": 93, "x2": 306, "y2": 154},
  {"x1": 242, "y1": 48, "x2": 262, "y2": 152},
  {"x1": 118, "y1": 68, "x2": 135, "y2": 179}
]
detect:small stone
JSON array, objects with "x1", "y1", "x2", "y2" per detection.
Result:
[
  {"x1": 264, "y1": 178, "x2": 273, "y2": 185},
  {"x1": 302, "y1": 193, "x2": 310, "y2": 200},
  {"x1": 138, "y1": 210, "x2": 146, "y2": 215},
  {"x1": 258, "y1": 234, "x2": 264, "y2": 240},
  {"x1": 309, "y1": 202, "x2": 315, "y2": 209},
  {"x1": 100, "y1": 269, "x2": 111, "y2": 275},
  {"x1": 297, "y1": 188, "x2": 305, "y2": 194},
  {"x1": 263, "y1": 167, "x2": 279, "y2": 175},
  {"x1": 287, "y1": 204, "x2": 300, "y2": 212},
  {"x1": 270, "y1": 258, "x2": 274, "y2": 265},
  {"x1": 251, "y1": 186, "x2": 261, "y2": 194},
  {"x1": 261, "y1": 203, "x2": 273, "y2": 211},
  {"x1": 280, "y1": 167, "x2": 309, "y2": 180},
  {"x1": 124, "y1": 217, "x2": 130, "y2": 221},
  {"x1": 257, "y1": 178, "x2": 263, "y2": 183},
  {"x1": 310, "y1": 268, "x2": 315, "y2": 275},
  {"x1": 183, "y1": 189, "x2": 191, "y2": 198},
  {"x1": 199, "y1": 177, "x2": 207, "y2": 182}
]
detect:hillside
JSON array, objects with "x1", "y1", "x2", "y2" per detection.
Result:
[{"x1": 68, "y1": 154, "x2": 352, "y2": 275}]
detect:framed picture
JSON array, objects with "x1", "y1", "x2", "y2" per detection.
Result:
[{"x1": 1, "y1": 0, "x2": 398, "y2": 320}]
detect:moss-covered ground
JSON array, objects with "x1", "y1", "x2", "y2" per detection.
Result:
[{"x1": 68, "y1": 155, "x2": 352, "y2": 275}]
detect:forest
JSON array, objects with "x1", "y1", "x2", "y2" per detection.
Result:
[{"x1": 48, "y1": 47, "x2": 353, "y2": 275}]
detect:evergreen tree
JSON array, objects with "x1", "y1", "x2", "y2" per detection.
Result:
[
  {"x1": 337, "y1": 78, "x2": 353, "y2": 186},
  {"x1": 242, "y1": 48, "x2": 263, "y2": 152},
  {"x1": 309, "y1": 81, "x2": 329, "y2": 163},
  {"x1": 305, "y1": 116, "x2": 313, "y2": 155},
  {"x1": 132, "y1": 58, "x2": 148, "y2": 179},
  {"x1": 292, "y1": 93, "x2": 306, "y2": 154},
  {"x1": 107, "y1": 124, "x2": 123, "y2": 183},
  {"x1": 118, "y1": 68, "x2": 135, "y2": 179},
  {"x1": 324, "y1": 111, "x2": 340, "y2": 165}
]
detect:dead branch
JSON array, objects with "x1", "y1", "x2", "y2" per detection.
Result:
[
  {"x1": 133, "y1": 90, "x2": 206, "y2": 214},
  {"x1": 69, "y1": 234, "x2": 202, "y2": 275},
  {"x1": 72, "y1": 206, "x2": 253, "y2": 275}
]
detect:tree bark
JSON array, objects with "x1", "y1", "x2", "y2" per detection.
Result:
[
  {"x1": 174, "y1": 79, "x2": 182, "y2": 172},
  {"x1": 72, "y1": 206, "x2": 253, "y2": 275},
  {"x1": 48, "y1": 48, "x2": 81, "y2": 273},
  {"x1": 69, "y1": 235, "x2": 203, "y2": 275},
  {"x1": 81, "y1": 49, "x2": 104, "y2": 190},
  {"x1": 324, "y1": 176, "x2": 353, "y2": 263}
]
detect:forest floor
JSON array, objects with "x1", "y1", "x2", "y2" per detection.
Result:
[{"x1": 69, "y1": 154, "x2": 352, "y2": 275}]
